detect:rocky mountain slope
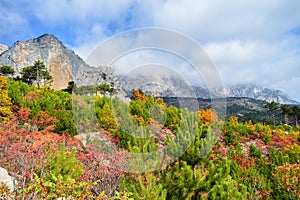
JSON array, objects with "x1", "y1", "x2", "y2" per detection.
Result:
[
  {"x1": 0, "y1": 44, "x2": 8, "y2": 55},
  {"x1": 0, "y1": 34, "x2": 81, "y2": 89},
  {"x1": 224, "y1": 84, "x2": 298, "y2": 105},
  {"x1": 0, "y1": 34, "x2": 126, "y2": 98},
  {"x1": 122, "y1": 74, "x2": 298, "y2": 105}
]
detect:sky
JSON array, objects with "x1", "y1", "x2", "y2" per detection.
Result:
[{"x1": 1, "y1": 0, "x2": 300, "y2": 101}]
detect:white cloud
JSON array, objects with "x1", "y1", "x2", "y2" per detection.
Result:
[
  {"x1": 33, "y1": 0, "x2": 132, "y2": 23},
  {"x1": 150, "y1": 0, "x2": 300, "y2": 41},
  {"x1": 78, "y1": 0, "x2": 300, "y2": 100},
  {"x1": 0, "y1": 4, "x2": 29, "y2": 43},
  {"x1": 73, "y1": 24, "x2": 108, "y2": 59}
]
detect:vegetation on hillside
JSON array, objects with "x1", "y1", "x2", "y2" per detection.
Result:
[{"x1": 0, "y1": 70, "x2": 299, "y2": 199}]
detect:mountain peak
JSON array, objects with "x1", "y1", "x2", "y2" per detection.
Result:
[
  {"x1": 0, "y1": 34, "x2": 127, "y2": 100},
  {"x1": 121, "y1": 74, "x2": 299, "y2": 105},
  {"x1": 0, "y1": 34, "x2": 84, "y2": 90},
  {"x1": 35, "y1": 34, "x2": 62, "y2": 43},
  {"x1": 225, "y1": 84, "x2": 298, "y2": 104}
]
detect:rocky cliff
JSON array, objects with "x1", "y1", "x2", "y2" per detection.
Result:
[
  {"x1": 0, "y1": 34, "x2": 87, "y2": 90},
  {"x1": 0, "y1": 44, "x2": 8, "y2": 55},
  {"x1": 0, "y1": 34, "x2": 126, "y2": 100}
]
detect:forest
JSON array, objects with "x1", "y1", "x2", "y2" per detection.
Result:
[{"x1": 0, "y1": 63, "x2": 299, "y2": 199}]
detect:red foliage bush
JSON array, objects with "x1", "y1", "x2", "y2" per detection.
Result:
[{"x1": 0, "y1": 108, "x2": 129, "y2": 197}]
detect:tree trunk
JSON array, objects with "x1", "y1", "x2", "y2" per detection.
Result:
[
  {"x1": 284, "y1": 114, "x2": 288, "y2": 125},
  {"x1": 272, "y1": 113, "x2": 275, "y2": 126},
  {"x1": 193, "y1": 165, "x2": 199, "y2": 200}
]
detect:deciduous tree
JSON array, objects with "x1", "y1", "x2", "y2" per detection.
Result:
[{"x1": 0, "y1": 76, "x2": 12, "y2": 121}]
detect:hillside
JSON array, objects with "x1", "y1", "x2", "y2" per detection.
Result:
[
  {"x1": 0, "y1": 34, "x2": 300, "y2": 199},
  {"x1": 0, "y1": 79, "x2": 299, "y2": 199}
]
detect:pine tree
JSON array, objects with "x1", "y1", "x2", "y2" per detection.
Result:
[
  {"x1": 290, "y1": 106, "x2": 300, "y2": 127},
  {"x1": 264, "y1": 101, "x2": 280, "y2": 125},
  {"x1": 120, "y1": 172, "x2": 167, "y2": 200},
  {"x1": 97, "y1": 102, "x2": 118, "y2": 133},
  {"x1": 161, "y1": 109, "x2": 219, "y2": 200},
  {"x1": 161, "y1": 160, "x2": 205, "y2": 200},
  {"x1": 21, "y1": 60, "x2": 52, "y2": 86},
  {"x1": 0, "y1": 65, "x2": 15, "y2": 77},
  {"x1": 203, "y1": 159, "x2": 247, "y2": 200},
  {"x1": 281, "y1": 104, "x2": 291, "y2": 125}
]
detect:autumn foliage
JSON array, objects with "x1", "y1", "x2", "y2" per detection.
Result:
[
  {"x1": 0, "y1": 76, "x2": 12, "y2": 121},
  {"x1": 0, "y1": 79, "x2": 299, "y2": 199},
  {"x1": 197, "y1": 108, "x2": 219, "y2": 127}
]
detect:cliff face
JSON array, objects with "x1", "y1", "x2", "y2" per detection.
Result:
[
  {"x1": 0, "y1": 44, "x2": 9, "y2": 55},
  {"x1": 0, "y1": 34, "x2": 128, "y2": 100},
  {"x1": 0, "y1": 34, "x2": 86, "y2": 90}
]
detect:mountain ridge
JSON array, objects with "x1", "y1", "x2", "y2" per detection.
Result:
[{"x1": 121, "y1": 74, "x2": 299, "y2": 105}]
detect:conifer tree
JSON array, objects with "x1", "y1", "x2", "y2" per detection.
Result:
[
  {"x1": 21, "y1": 60, "x2": 52, "y2": 86},
  {"x1": 281, "y1": 104, "x2": 291, "y2": 125},
  {"x1": 263, "y1": 101, "x2": 280, "y2": 125},
  {"x1": 203, "y1": 159, "x2": 247, "y2": 200},
  {"x1": 121, "y1": 173, "x2": 167, "y2": 200},
  {"x1": 0, "y1": 65, "x2": 15, "y2": 77},
  {"x1": 161, "y1": 160, "x2": 205, "y2": 199},
  {"x1": 97, "y1": 102, "x2": 118, "y2": 133}
]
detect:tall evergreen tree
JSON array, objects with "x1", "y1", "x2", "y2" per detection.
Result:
[
  {"x1": 290, "y1": 106, "x2": 300, "y2": 126},
  {"x1": 281, "y1": 104, "x2": 291, "y2": 125},
  {"x1": 264, "y1": 101, "x2": 280, "y2": 125},
  {"x1": 21, "y1": 60, "x2": 52, "y2": 86}
]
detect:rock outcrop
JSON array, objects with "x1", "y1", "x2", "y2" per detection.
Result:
[
  {"x1": 0, "y1": 167, "x2": 17, "y2": 192},
  {"x1": 0, "y1": 34, "x2": 87, "y2": 90},
  {"x1": 76, "y1": 65, "x2": 128, "y2": 101},
  {"x1": 0, "y1": 44, "x2": 8, "y2": 55}
]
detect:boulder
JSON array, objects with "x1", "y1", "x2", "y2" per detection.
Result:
[{"x1": 0, "y1": 167, "x2": 17, "y2": 192}]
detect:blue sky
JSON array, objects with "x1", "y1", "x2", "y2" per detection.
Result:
[{"x1": 1, "y1": 0, "x2": 300, "y2": 101}]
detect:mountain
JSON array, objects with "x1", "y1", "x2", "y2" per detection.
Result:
[
  {"x1": 0, "y1": 34, "x2": 84, "y2": 89},
  {"x1": 121, "y1": 73, "x2": 298, "y2": 105},
  {"x1": 0, "y1": 34, "x2": 126, "y2": 99},
  {"x1": 120, "y1": 66, "x2": 197, "y2": 97},
  {"x1": 223, "y1": 84, "x2": 299, "y2": 105}
]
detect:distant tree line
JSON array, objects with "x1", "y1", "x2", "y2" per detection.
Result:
[
  {"x1": 63, "y1": 81, "x2": 117, "y2": 97},
  {"x1": 264, "y1": 101, "x2": 300, "y2": 126}
]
